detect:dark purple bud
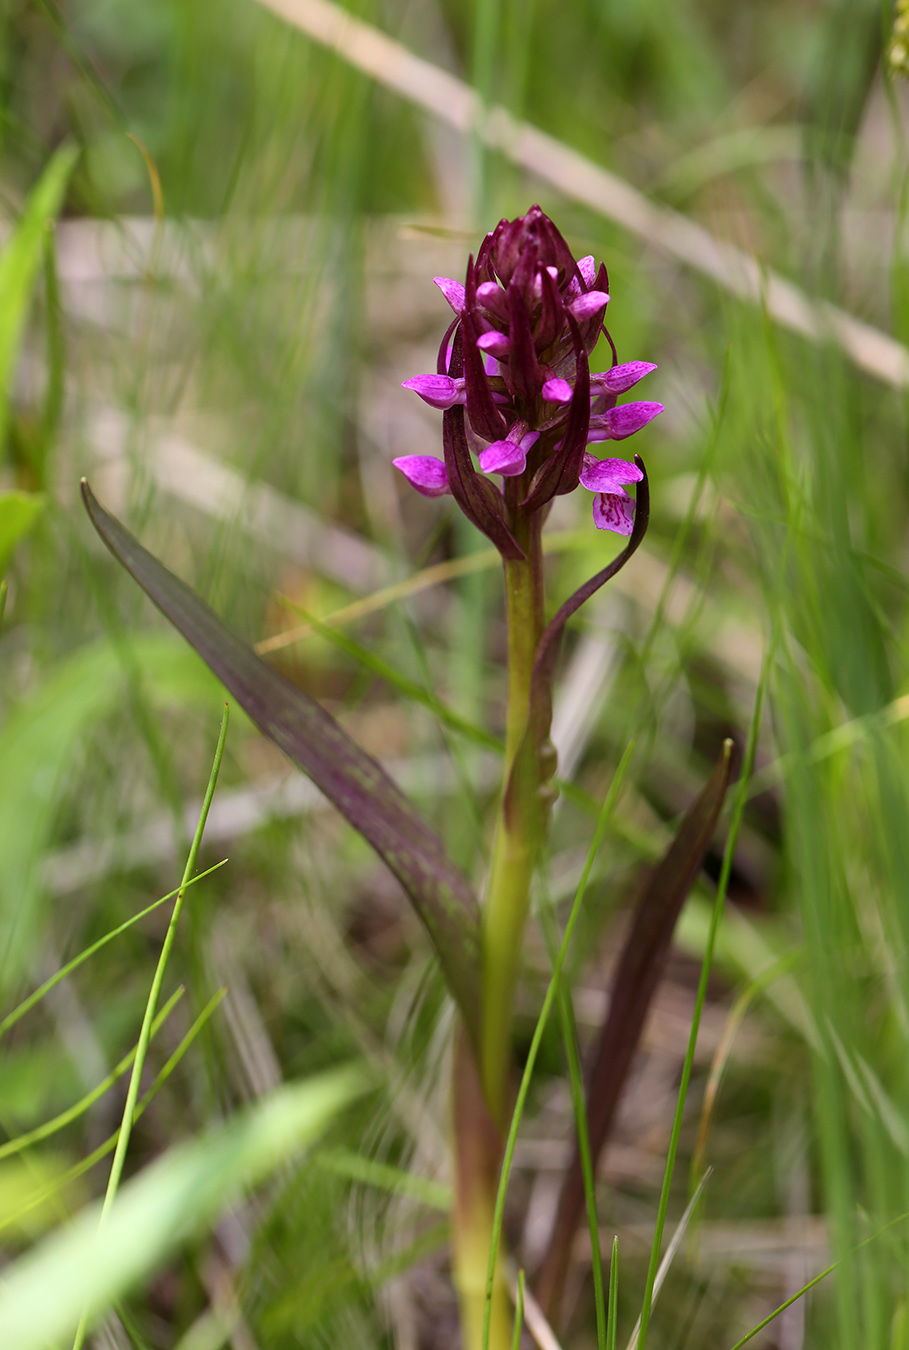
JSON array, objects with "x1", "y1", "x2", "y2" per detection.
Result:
[{"x1": 393, "y1": 455, "x2": 452, "y2": 497}]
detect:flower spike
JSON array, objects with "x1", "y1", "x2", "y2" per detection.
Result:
[{"x1": 397, "y1": 205, "x2": 663, "y2": 547}]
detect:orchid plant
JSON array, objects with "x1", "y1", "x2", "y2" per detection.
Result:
[{"x1": 82, "y1": 207, "x2": 732, "y2": 1350}]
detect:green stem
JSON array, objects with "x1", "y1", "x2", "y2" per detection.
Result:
[{"x1": 480, "y1": 506, "x2": 544, "y2": 1124}]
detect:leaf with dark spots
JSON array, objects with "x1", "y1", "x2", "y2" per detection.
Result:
[
  {"x1": 535, "y1": 740, "x2": 737, "y2": 1325},
  {"x1": 80, "y1": 481, "x2": 484, "y2": 1052}
]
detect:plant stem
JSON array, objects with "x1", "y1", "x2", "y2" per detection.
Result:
[
  {"x1": 453, "y1": 1026, "x2": 513, "y2": 1350},
  {"x1": 480, "y1": 504, "x2": 544, "y2": 1124}
]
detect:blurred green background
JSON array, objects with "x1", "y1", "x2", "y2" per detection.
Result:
[{"x1": 2, "y1": 0, "x2": 909, "y2": 1346}]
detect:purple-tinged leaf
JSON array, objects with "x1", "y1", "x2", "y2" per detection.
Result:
[
  {"x1": 80, "y1": 481, "x2": 483, "y2": 1052},
  {"x1": 442, "y1": 407, "x2": 525, "y2": 560},
  {"x1": 520, "y1": 320, "x2": 591, "y2": 512},
  {"x1": 535, "y1": 741, "x2": 736, "y2": 1325},
  {"x1": 506, "y1": 282, "x2": 544, "y2": 403}
]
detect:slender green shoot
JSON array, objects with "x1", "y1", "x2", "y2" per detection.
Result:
[
  {"x1": 287, "y1": 604, "x2": 502, "y2": 752},
  {"x1": 0, "y1": 861, "x2": 227, "y2": 1041},
  {"x1": 0, "y1": 987, "x2": 183, "y2": 1162},
  {"x1": 635, "y1": 654, "x2": 770, "y2": 1350},
  {"x1": 510, "y1": 1268, "x2": 525, "y2": 1350},
  {"x1": 626, "y1": 1171, "x2": 711, "y2": 1350},
  {"x1": 317, "y1": 1148, "x2": 450, "y2": 1211},
  {"x1": 0, "y1": 579, "x2": 7, "y2": 634},
  {"x1": 71, "y1": 705, "x2": 229, "y2": 1350},
  {"x1": 726, "y1": 1211, "x2": 909, "y2": 1350},
  {"x1": 0, "y1": 988, "x2": 226, "y2": 1237},
  {"x1": 607, "y1": 1237, "x2": 619, "y2": 1350},
  {"x1": 481, "y1": 741, "x2": 636, "y2": 1350}
]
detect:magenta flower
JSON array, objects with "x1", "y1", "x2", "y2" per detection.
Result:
[{"x1": 397, "y1": 206, "x2": 663, "y2": 543}]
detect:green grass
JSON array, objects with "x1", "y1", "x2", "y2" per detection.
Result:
[{"x1": 1, "y1": 0, "x2": 908, "y2": 1345}]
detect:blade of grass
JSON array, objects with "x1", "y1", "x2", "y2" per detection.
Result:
[
  {"x1": 726, "y1": 1211, "x2": 909, "y2": 1350},
  {"x1": 634, "y1": 652, "x2": 770, "y2": 1350},
  {"x1": 0, "y1": 986, "x2": 183, "y2": 1162},
  {"x1": 0, "y1": 1065, "x2": 364, "y2": 1350},
  {"x1": 317, "y1": 1148, "x2": 450, "y2": 1211},
  {"x1": 0, "y1": 860, "x2": 227, "y2": 1041},
  {"x1": 607, "y1": 1238, "x2": 618, "y2": 1350},
  {"x1": 287, "y1": 605, "x2": 502, "y2": 752},
  {"x1": 0, "y1": 988, "x2": 227, "y2": 1237},
  {"x1": 255, "y1": 529, "x2": 591, "y2": 655},
  {"x1": 70, "y1": 704, "x2": 229, "y2": 1350},
  {"x1": 624, "y1": 1171, "x2": 711, "y2": 1350},
  {"x1": 480, "y1": 741, "x2": 636, "y2": 1350},
  {"x1": 0, "y1": 579, "x2": 6, "y2": 635}
]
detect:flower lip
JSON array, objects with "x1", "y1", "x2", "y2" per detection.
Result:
[{"x1": 593, "y1": 491, "x2": 635, "y2": 535}]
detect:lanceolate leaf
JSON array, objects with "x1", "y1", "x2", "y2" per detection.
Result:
[
  {"x1": 535, "y1": 741, "x2": 735, "y2": 1323},
  {"x1": 81, "y1": 482, "x2": 482, "y2": 1048}
]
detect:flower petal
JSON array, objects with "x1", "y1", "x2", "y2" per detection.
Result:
[
  {"x1": 393, "y1": 455, "x2": 452, "y2": 498},
  {"x1": 401, "y1": 373, "x2": 466, "y2": 409},
  {"x1": 433, "y1": 276, "x2": 466, "y2": 313},
  {"x1": 568, "y1": 290, "x2": 610, "y2": 320},
  {"x1": 542, "y1": 377, "x2": 573, "y2": 404},
  {"x1": 476, "y1": 330, "x2": 511, "y2": 358},
  {"x1": 592, "y1": 361, "x2": 658, "y2": 395},
  {"x1": 580, "y1": 454, "x2": 644, "y2": 492},
  {"x1": 476, "y1": 280, "x2": 509, "y2": 320},
  {"x1": 588, "y1": 401, "x2": 664, "y2": 441},
  {"x1": 577, "y1": 255, "x2": 597, "y2": 287},
  {"x1": 479, "y1": 439, "x2": 528, "y2": 476},
  {"x1": 593, "y1": 490, "x2": 635, "y2": 535}
]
